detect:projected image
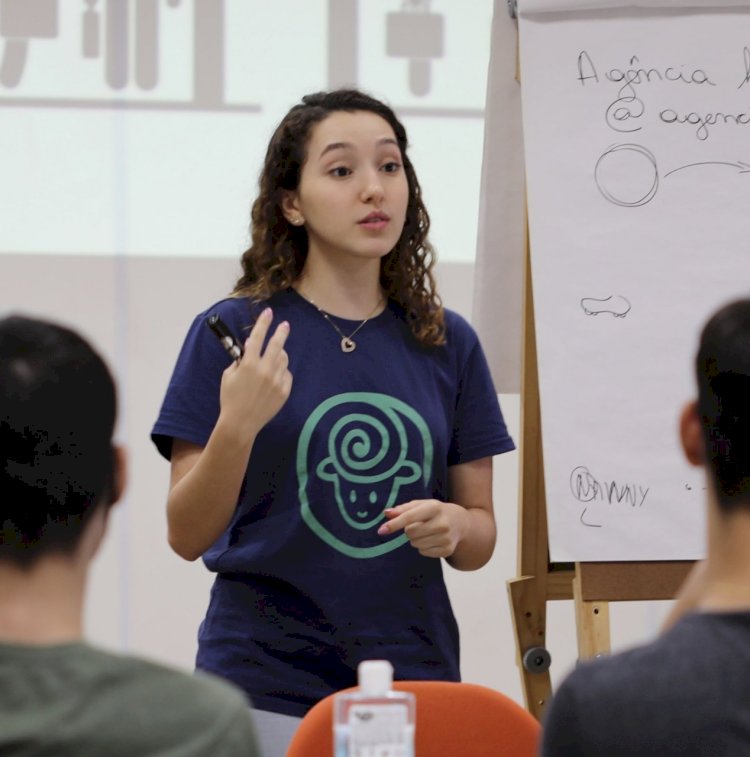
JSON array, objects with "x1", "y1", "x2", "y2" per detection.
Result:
[{"x1": 0, "y1": 0, "x2": 492, "y2": 260}]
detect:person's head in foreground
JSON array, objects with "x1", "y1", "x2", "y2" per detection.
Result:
[
  {"x1": 0, "y1": 314, "x2": 259, "y2": 757},
  {"x1": 0, "y1": 314, "x2": 120, "y2": 573},
  {"x1": 691, "y1": 297, "x2": 750, "y2": 513}
]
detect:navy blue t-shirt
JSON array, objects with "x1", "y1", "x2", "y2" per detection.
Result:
[{"x1": 152, "y1": 289, "x2": 514, "y2": 717}]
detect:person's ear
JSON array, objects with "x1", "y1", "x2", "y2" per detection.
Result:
[
  {"x1": 680, "y1": 400, "x2": 704, "y2": 467},
  {"x1": 280, "y1": 192, "x2": 304, "y2": 227},
  {"x1": 110, "y1": 445, "x2": 127, "y2": 505}
]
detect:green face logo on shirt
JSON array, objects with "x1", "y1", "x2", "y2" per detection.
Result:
[{"x1": 296, "y1": 392, "x2": 433, "y2": 558}]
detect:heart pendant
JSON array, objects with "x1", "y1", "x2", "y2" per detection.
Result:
[{"x1": 341, "y1": 337, "x2": 356, "y2": 353}]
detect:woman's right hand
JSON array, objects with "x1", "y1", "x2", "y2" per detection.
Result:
[
  {"x1": 167, "y1": 307, "x2": 292, "y2": 561},
  {"x1": 218, "y1": 307, "x2": 293, "y2": 439}
]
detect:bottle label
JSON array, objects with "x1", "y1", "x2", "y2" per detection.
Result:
[{"x1": 345, "y1": 703, "x2": 413, "y2": 757}]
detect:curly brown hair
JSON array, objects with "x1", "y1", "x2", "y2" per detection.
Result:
[{"x1": 232, "y1": 88, "x2": 445, "y2": 346}]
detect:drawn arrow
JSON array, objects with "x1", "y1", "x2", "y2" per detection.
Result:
[{"x1": 665, "y1": 160, "x2": 750, "y2": 178}]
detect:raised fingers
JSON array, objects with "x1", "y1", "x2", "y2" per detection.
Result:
[
  {"x1": 263, "y1": 319, "x2": 291, "y2": 362},
  {"x1": 244, "y1": 307, "x2": 274, "y2": 357}
]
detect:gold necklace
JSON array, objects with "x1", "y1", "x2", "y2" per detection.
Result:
[{"x1": 300, "y1": 292, "x2": 384, "y2": 353}]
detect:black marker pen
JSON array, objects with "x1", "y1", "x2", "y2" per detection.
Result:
[{"x1": 206, "y1": 314, "x2": 244, "y2": 363}]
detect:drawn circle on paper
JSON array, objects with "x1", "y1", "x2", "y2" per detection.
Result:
[
  {"x1": 570, "y1": 465, "x2": 598, "y2": 503},
  {"x1": 595, "y1": 144, "x2": 659, "y2": 207}
]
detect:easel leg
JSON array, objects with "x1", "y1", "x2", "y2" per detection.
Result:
[
  {"x1": 508, "y1": 576, "x2": 552, "y2": 720},
  {"x1": 573, "y1": 566, "x2": 611, "y2": 659}
]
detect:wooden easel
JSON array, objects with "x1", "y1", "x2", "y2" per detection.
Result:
[{"x1": 507, "y1": 244, "x2": 694, "y2": 722}]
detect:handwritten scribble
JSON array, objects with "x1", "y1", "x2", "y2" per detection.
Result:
[
  {"x1": 570, "y1": 466, "x2": 601, "y2": 502},
  {"x1": 580, "y1": 507, "x2": 603, "y2": 528},
  {"x1": 577, "y1": 51, "x2": 717, "y2": 136},
  {"x1": 605, "y1": 94, "x2": 645, "y2": 134},
  {"x1": 659, "y1": 108, "x2": 750, "y2": 141},
  {"x1": 665, "y1": 160, "x2": 750, "y2": 178},
  {"x1": 570, "y1": 465, "x2": 650, "y2": 529},
  {"x1": 576, "y1": 49, "x2": 750, "y2": 141},
  {"x1": 738, "y1": 47, "x2": 750, "y2": 89},
  {"x1": 595, "y1": 144, "x2": 659, "y2": 207},
  {"x1": 580, "y1": 296, "x2": 631, "y2": 318},
  {"x1": 577, "y1": 52, "x2": 716, "y2": 99},
  {"x1": 685, "y1": 483, "x2": 707, "y2": 492}
]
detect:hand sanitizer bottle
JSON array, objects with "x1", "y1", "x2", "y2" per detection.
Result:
[{"x1": 334, "y1": 660, "x2": 416, "y2": 757}]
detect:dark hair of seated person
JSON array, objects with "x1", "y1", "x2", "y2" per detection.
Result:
[
  {"x1": 696, "y1": 298, "x2": 750, "y2": 511},
  {"x1": 0, "y1": 315, "x2": 117, "y2": 567}
]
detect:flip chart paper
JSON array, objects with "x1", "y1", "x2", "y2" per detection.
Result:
[{"x1": 519, "y1": 7, "x2": 750, "y2": 561}]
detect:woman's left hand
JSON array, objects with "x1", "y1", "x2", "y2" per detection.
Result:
[{"x1": 377, "y1": 500, "x2": 470, "y2": 559}]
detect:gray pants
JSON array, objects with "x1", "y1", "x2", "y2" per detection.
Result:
[{"x1": 251, "y1": 709, "x2": 303, "y2": 757}]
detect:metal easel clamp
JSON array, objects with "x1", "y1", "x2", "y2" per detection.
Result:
[{"x1": 507, "y1": 0, "x2": 518, "y2": 19}]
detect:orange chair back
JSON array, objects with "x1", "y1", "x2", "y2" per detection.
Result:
[{"x1": 286, "y1": 680, "x2": 540, "y2": 757}]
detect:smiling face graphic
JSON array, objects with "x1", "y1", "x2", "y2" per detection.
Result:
[{"x1": 297, "y1": 393, "x2": 432, "y2": 558}]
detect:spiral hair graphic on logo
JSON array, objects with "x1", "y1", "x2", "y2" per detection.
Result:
[{"x1": 296, "y1": 392, "x2": 433, "y2": 558}]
